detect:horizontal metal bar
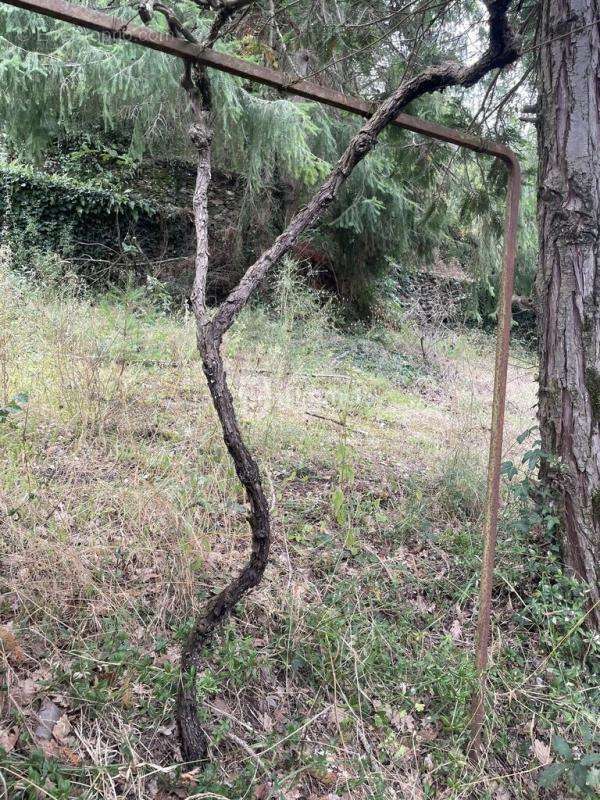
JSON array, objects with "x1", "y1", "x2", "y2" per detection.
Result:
[{"x1": 2, "y1": 0, "x2": 517, "y2": 166}]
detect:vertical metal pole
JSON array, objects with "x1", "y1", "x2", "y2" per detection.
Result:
[{"x1": 469, "y1": 155, "x2": 521, "y2": 755}]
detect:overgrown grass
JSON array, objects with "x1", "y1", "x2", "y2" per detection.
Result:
[{"x1": 0, "y1": 259, "x2": 598, "y2": 800}]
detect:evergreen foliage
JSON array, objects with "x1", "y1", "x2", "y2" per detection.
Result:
[{"x1": 0, "y1": 1, "x2": 537, "y2": 317}]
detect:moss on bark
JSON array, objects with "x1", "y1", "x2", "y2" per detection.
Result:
[{"x1": 585, "y1": 367, "x2": 600, "y2": 422}]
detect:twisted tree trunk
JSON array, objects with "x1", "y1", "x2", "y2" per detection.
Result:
[
  {"x1": 536, "y1": 0, "x2": 600, "y2": 629},
  {"x1": 176, "y1": 333, "x2": 271, "y2": 761},
  {"x1": 173, "y1": 69, "x2": 272, "y2": 763},
  {"x1": 175, "y1": 0, "x2": 520, "y2": 763}
]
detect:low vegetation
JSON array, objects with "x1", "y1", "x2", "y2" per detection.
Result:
[{"x1": 0, "y1": 258, "x2": 598, "y2": 799}]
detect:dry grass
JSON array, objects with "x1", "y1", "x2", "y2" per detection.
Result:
[{"x1": 0, "y1": 262, "x2": 597, "y2": 800}]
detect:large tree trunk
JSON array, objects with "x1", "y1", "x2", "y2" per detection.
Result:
[{"x1": 536, "y1": 0, "x2": 600, "y2": 629}]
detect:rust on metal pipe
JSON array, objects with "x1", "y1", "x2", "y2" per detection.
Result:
[
  {"x1": 3, "y1": 0, "x2": 517, "y2": 162},
  {"x1": 469, "y1": 156, "x2": 520, "y2": 754},
  {"x1": 0, "y1": 0, "x2": 521, "y2": 755}
]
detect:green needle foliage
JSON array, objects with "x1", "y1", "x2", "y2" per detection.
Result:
[{"x1": 0, "y1": 0, "x2": 537, "y2": 316}]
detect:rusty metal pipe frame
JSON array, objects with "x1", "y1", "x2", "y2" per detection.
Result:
[
  {"x1": 0, "y1": 0, "x2": 521, "y2": 753},
  {"x1": 470, "y1": 154, "x2": 520, "y2": 754}
]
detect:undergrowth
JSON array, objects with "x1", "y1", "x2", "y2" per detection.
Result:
[{"x1": 0, "y1": 258, "x2": 598, "y2": 799}]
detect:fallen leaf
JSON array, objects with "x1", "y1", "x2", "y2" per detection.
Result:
[
  {"x1": 449, "y1": 619, "x2": 462, "y2": 640},
  {"x1": 0, "y1": 625, "x2": 25, "y2": 664},
  {"x1": 533, "y1": 738, "x2": 552, "y2": 766},
  {"x1": 0, "y1": 728, "x2": 18, "y2": 752},
  {"x1": 52, "y1": 714, "x2": 72, "y2": 743},
  {"x1": 35, "y1": 699, "x2": 62, "y2": 741}
]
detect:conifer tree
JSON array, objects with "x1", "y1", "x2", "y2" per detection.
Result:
[{"x1": 536, "y1": 0, "x2": 600, "y2": 630}]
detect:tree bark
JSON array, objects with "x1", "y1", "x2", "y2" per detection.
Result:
[
  {"x1": 176, "y1": 331, "x2": 271, "y2": 762},
  {"x1": 174, "y1": 0, "x2": 520, "y2": 765},
  {"x1": 536, "y1": 0, "x2": 600, "y2": 629},
  {"x1": 176, "y1": 92, "x2": 272, "y2": 763}
]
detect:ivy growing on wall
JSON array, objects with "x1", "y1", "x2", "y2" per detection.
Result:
[{"x1": 0, "y1": 163, "x2": 187, "y2": 283}]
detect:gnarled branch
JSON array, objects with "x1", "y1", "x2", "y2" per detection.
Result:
[
  {"x1": 174, "y1": 0, "x2": 520, "y2": 765},
  {"x1": 210, "y1": 0, "x2": 520, "y2": 339}
]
